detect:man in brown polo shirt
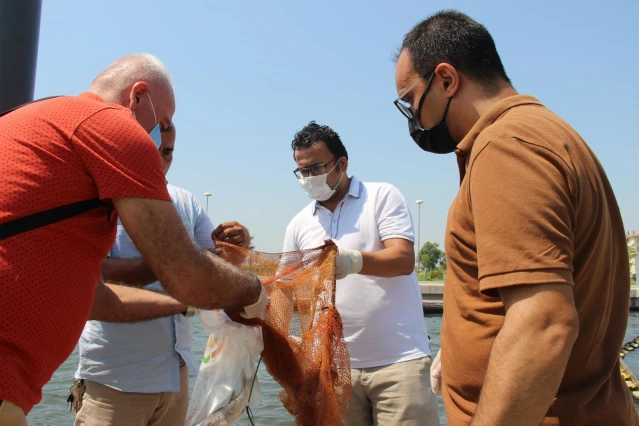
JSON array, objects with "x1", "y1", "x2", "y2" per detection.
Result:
[{"x1": 394, "y1": 10, "x2": 638, "y2": 426}]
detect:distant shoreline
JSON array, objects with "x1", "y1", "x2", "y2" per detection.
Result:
[{"x1": 419, "y1": 281, "x2": 639, "y2": 313}]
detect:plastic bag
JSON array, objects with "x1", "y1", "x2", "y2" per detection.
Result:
[{"x1": 185, "y1": 310, "x2": 263, "y2": 426}]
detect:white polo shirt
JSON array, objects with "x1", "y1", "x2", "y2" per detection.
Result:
[{"x1": 283, "y1": 176, "x2": 430, "y2": 368}]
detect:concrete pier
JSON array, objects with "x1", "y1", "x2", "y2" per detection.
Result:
[
  {"x1": 420, "y1": 282, "x2": 444, "y2": 314},
  {"x1": 420, "y1": 282, "x2": 639, "y2": 313}
]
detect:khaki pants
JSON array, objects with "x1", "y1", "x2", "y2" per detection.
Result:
[
  {"x1": 0, "y1": 401, "x2": 27, "y2": 426},
  {"x1": 347, "y1": 356, "x2": 440, "y2": 426},
  {"x1": 74, "y1": 360, "x2": 189, "y2": 426}
]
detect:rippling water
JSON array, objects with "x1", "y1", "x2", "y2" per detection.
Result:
[{"x1": 27, "y1": 314, "x2": 639, "y2": 425}]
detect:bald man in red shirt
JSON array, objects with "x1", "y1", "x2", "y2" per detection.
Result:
[{"x1": 0, "y1": 54, "x2": 267, "y2": 424}]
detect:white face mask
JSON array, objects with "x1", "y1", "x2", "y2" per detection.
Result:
[
  {"x1": 299, "y1": 174, "x2": 335, "y2": 201},
  {"x1": 298, "y1": 161, "x2": 344, "y2": 201}
]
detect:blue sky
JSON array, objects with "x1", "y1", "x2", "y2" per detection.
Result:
[{"x1": 35, "y1": 0, "x2": 639, "y2": 252}]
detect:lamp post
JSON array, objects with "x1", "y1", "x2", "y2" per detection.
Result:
[
  {"x1": 0, "y1": 0, "x2": 42, "y2": 112},
  {"x1": 203, "y1": 192, "x2": 212, "y2": 213},
  {"x1": 415, "y1": 200, "x2": 423, "y2": 270}
]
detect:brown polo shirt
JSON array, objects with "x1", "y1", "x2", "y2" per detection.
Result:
[{"x1": 441, "y1": 95, "x2": 638, "y2": 425}]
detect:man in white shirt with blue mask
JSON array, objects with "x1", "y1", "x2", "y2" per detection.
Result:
[
  {"x1": 283, "y1": 121, "x2": 440, "y2": 425},
  {"x1": 74, "y1": 126, "x2": 256, "y2": 426}
]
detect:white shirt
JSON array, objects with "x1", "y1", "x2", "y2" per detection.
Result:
[
  {"x1": 76, "y1": 183, "x2": 215, "y2": 392},
  {"x1": 283, "y1": 176, "x2": 431, "y2": 368}
]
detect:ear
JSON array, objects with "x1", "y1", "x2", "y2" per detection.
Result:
[
  {"x1": 434, "y1": 63, "x2": 460, "y2": 98},
  {"x1": 339, "y1": 156, "x2": 348, "y2": 173},
  {"x1": 128, "y1": 81, "x2": 149, "y2": 111}
]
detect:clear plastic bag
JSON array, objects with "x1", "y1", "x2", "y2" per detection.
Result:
[{"x1": 185, "y1": 310, "x2": 263, "y2": 426}]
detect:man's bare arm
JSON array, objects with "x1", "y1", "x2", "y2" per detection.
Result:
[
  {"x1": 89, "y1": 280, "x2": 187, "y2": 322},
  {"x1": 360, "y1": 238, "x2": 415, "y2": 277},
  {"x1": 112, "y1": 197, "x2": 261, "y2": 310},
  {"x1": 101, "y1": 222, "x2": 251, "y2": 288},
  {"x1": 101, "y1": 258, "x2": 157, "y2": 288},
  {"x1": 470, "y1": 283, "x2": 579, "y2": 426}
]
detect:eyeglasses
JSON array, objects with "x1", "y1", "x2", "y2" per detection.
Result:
[
  {"x1": 293, "y1": 157, "x2": 337, "y2": 179},
  {"x1": 393, "y1": 70, "x2": 435, "y2": 120}
]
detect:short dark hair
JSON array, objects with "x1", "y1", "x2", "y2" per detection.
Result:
[
  {"x1": 399, "y1": 10, "x2": 510, "y2": 89},
  {"x1": 291, "y1": 121, "x2": 348, "y2": 160}
]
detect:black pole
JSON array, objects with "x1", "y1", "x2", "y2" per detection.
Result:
[{"x1": 0, "y1": 0, "x2": 42, "y2": 112}]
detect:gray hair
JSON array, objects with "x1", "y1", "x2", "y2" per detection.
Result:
[{"x1": 90, "y1": 53, "x2": 174, "y2": 95}]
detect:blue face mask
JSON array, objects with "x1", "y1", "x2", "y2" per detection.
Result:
[
  {"x1": 146, "y1": 93, "x2": 162, "y2": 148},
  {"x1": 149, "y1": 123, "x2": 161, "y2": 149}
]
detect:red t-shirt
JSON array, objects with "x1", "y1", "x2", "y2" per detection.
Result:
[{"x1": 0, "y1": 93, "x2": 171, "y2": 414}]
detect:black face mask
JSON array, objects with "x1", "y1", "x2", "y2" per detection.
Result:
[{"x1": 409, "y1": 83, "x2": 457, "y2": 154}]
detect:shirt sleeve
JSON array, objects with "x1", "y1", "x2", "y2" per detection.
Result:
[
  {"x1": 192, "y1": 194, "x2": 216, "y2": 249},
  {"x1": 375, "y1": 184, "x2": 415, "y2": 243},
  {"x1": 70, "y1": 107, "x2": 170, "y2": 202},
  {"x1": 470, "y1": 137, "x2": 576, "y2": 297},
  {"x1": 282, "y1": 220, "x2": 299, "y2": 252},
  {"x1": 277, "y1": 219, "x2": 303, "y2": 280}
]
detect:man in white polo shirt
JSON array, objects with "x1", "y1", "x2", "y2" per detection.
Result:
[{"x1": 283, "y1": 121, "x2": 439, "y2": 425}]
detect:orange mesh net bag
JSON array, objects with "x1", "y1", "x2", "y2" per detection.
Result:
[{"x1": 216, "y1": 240, "x2": 351, "y2": 426}]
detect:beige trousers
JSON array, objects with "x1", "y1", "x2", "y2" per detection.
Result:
[
  {"x1": 74, "y1": 360, "x2": 189, "y2": 426},
  {"x1": 0, "y1": 401, "x2": 27, "y2": 426},
  {"x1": 347, "y1": 356, "x2": 440, "y2": 426}
]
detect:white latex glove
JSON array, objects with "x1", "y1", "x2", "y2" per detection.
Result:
[
  {"x1": 335, "y1": 249, "x2": 363, "y2": 279},
  {"x1": 430, "y1": 349, "x2": 442, "y2": 395},
  {"x1": 240, "y1": 285, "x2": 269, "y2": 319}
]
